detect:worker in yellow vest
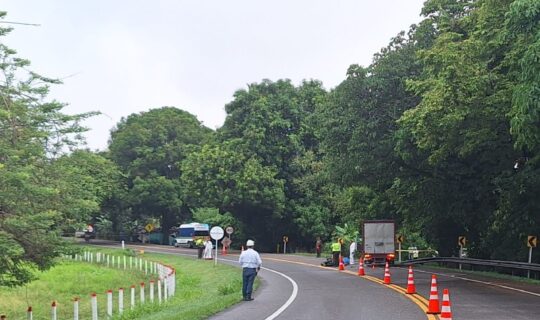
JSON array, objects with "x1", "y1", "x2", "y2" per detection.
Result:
[
  {"x1": 196, "y1": 237, "x2": 204, "y2": 259},
  {"x1": 331, "y1": 238, "x2": 342, "y2": 267}
]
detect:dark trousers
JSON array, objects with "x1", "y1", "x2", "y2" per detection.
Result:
[
  {"x1": 242, "y1": 268, "x2": 257, "y2": 299},
  {"x1": 316, "y1": 247, "x2": 321, "y2": 258},
  {"x1": 332, "y1": 251, "x2": 340, "y2": 266},
  {"x1": 197, "y1": 247, "x2": 204, "y2": 259}
]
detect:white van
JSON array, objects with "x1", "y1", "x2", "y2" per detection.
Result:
[{"x1": 173, "y1": 223, "x2": 210, "y2": 248}]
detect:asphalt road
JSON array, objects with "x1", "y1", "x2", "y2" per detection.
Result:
[{"x1": 91, "y1": 241, "x2": 540, "y2": 320}]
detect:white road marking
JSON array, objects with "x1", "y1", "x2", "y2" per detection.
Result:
[
  {"x1": 414, "y1": 268, "x2": 540, "y2": 297},
  {"x1": 260, "y1": 267, "x2": 298, "y2": 320},
  {"x1": 94, "y1": 243, "x2": 300, "y2": 319}
]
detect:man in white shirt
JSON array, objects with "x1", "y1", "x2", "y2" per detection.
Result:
[{"x1": 238, "y1": 239, "x2": 262, "y2": 301}]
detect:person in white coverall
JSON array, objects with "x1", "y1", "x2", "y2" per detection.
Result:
[
  {"x1": 349, "y1": 241, "x2": 357, "y2": 265},
  {"x1": 203, "y1": 237, "x2": 213, "y2": 259}
]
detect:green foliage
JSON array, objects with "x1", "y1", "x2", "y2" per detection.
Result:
[
  {"x1": 0, "y1": 14, "x2": 98, "y2": 286},
  {"x1": 108, "y1": 107, "x2": 213, "y2": 242},
  {"x1": 333, "y1": 223, "x2": 359, "y2": 244},
  {"x1": 192, "y1": 208, "x2": 237, "y2": 230}
]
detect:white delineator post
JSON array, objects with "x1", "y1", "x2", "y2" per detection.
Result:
[
  {"x1": 123, "y1": 256, "x2": 126, "y2": 270},
  {"x1": 163, "y1": 276, "x2": 168, "y2": 300},
  {"x1": 140, "y1": 282, "x2": 145, "y2": 303},
  {"x1": 91, "y1": 293, "x2": 98, "y2": 320},
  {"x1": 157, "y1": 278, "x2": 162, "y2": 304},
  {"x1": 130, "y1": 285, "x2": 135, "y2": 310},
  {"x1": 149, "y1": 280, "x2": 155, "y2": 302},
  {"x1": 51, "y1": 301, "x2": 57, "y2": 320},
  {"x1": 73, "y1": 298, "x2": 79, "y2": 320},
  {"x1": 27, "y1": 306, "x2": 32, "y2": 320},
  {"x1": 118, "y1": 288, "x2": 124, "y2": 314},
  {"x1": 106, "y1": 290, "x2": 113, "y2": 317}
]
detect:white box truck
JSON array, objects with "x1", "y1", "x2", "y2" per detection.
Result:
[{"x1": 362, "y1": 220, "x2": 396, "y2": 265}]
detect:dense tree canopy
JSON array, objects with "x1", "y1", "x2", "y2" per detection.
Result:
[
  {"x1": 107, "y1": 107, "x2": 212, "y2": 242},
  {"x1": 3, "y1": 0, "x2": 540, "y2": 286}
]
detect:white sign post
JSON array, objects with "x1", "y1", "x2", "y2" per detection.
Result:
[{"x1": 210, "y1": 226, "x2": 224, "y2": 266}]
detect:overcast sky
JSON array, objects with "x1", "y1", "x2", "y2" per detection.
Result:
[{"x1": 3, "y1": 0, "x2": 426, "y2": 151}]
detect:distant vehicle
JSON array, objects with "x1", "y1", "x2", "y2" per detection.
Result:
[
  {"x1": 172, "y1": 223, "x2": 209, "y2": 248},
  {"x1": 362, "y1": 220, "x2": 396, "y2": 265}
]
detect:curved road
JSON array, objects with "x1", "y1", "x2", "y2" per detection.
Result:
[{"x1": 94, "y1": 242, "x2": 540, "y2": 319}]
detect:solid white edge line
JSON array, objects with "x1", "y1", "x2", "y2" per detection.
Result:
[{"x1": 260, "y1": 266, "x2": 298, "y2": 320}]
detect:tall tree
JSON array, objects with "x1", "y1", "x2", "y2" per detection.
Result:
[
  {"x1": 0, "y1": 12, "x2": 96, "y2": 286},
  {"x1": 181, "y1": 141, "x2": 285, "y2": 250},
  {"x1": 108, "y1": 107, "x2": 212, "y2": 243},
  {"x1": 217, "y1": 80, "x2": 327, "y2": 248}
]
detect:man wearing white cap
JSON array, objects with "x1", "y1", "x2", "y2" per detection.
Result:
[{"x1": 238, "y1": 239, "x2": 262, "y2": 301}]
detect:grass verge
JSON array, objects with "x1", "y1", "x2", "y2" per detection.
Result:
[{"x1": 0, "y1": 248, "x2": 251, "y2": 320}]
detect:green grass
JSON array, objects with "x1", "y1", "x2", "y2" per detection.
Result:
[{"x1": 0, "y1": 248, "x2": 251, "y2": 320}]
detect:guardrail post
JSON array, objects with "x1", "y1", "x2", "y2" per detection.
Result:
[
  {"x1": 51, "y1": 301, "x2": 57, "y2": 320},
  {"x1": 106, "y1": 290, "x2": 113, "y2": 317},
  {"x1": 157, "y1": 278, "x2": 162, "y2": 304},
  {"x1": 164, "y1": 276, "x2": 168, "y2": 300},
  {"x1": 130, "y1": 285, "x2": 135, "y2": 310},
  {"x1": 149, "y1": 280, "x2": 155, "y2": 302},
  {"x1": 73, "y1": 298, "x2": 79, "y2": 320},
  {"x1": 118, "y1": 288, "x2": 124, "y2": 314},
  {"x1": 140, "y1": 282, "x2": 145, "y2": 304},
  {"x1": 91, "y1": 293, "x2": 98, "y2": 320}
]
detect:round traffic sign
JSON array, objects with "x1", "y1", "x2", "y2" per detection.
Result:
[
  {"x1": 210, "y1": 226, "x2": 225, "y2": 240},
  {"x1": 225, "y1": 226, "x2": 234, "y2": 234}
]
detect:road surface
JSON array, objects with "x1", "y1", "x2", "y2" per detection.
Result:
[{"x1": 91, "y1": 241, "x2": 540, "y2": 319}]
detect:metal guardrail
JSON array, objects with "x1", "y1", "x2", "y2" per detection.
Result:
[{"x1": 399, "y1": 257, "x2": 540, "y2": 272}]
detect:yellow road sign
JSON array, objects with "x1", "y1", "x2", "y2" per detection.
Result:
[
  {"x1": 283, "y1": 236, "x2": 289, "y2": 243},
  {"x1": 397, "y1": 235, "x2": 404, "y2": 244},
  {"x1": 145, "y1": 223, "x2": 154, "y2": 233},
  {"x1": 528, "y1": 236, "x2": 537, "y2": 248},
  {"x1": 458, "y1": 236, "x2": 466, "y2": 247}
]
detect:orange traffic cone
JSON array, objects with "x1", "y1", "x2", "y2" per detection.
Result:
[
  {"x1": 427, "y1": 274, "x2": 440, "y2": 314},
  {"x1": 338, "y1": 256, "x2": 345, "y2": 271},
  {"x1": 440, "y1": 289, "x2": 452, "y2": 319},
  {"x1": 406, "y1": 265, "x2": 416, "y2": 294},
  {"x1": 358, "y1": 258, "x2": 365, "y2": 276},
  {"x1": 383, "y1": 261, "x2": 391, "y2": 284}
]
